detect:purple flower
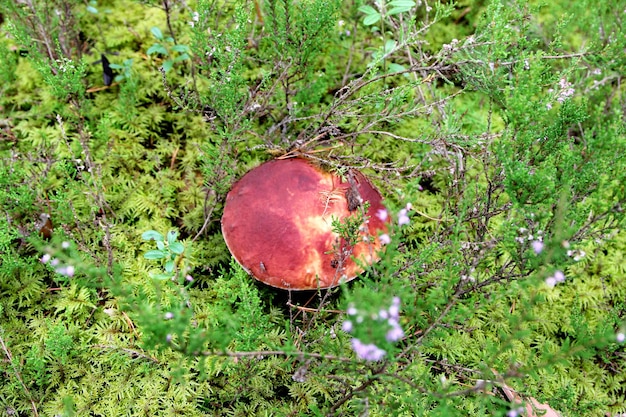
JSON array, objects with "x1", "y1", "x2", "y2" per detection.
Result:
[
  {"x1": 41, "y1": 254, "x2": 51, "y2": 264},
  {"x1": 545, "y1": 270, "x2": 565, "y2": 288},
  {"x1": 398, "y1": 209, "x2": 410, "y2": 226},
  {"x1": 351, "y1": 338, "x2": 386, "y2": 361},
  {"x1": 164, "y1": 312, "x2": 174, "y2": 320},
  {"x1": 531, "y1": 240, "x2": 544, "y2": 254},
  {"x1": 617, "y1": 333, "x2": 625, "y2": 343},
  {"x1": 379, "y1": 233, "x2": 391, "y2": 245},
  {"x1": 376, "y1": 209, "x2": 388, "y2": 222},
  {"x1": 506, "y1": 407, "x2": 525, "y2": 417},
  {"x1": 55, "y1": 265, "x2": 75, "y2": 277},
  {"x1": 554, "y1": 270, "x2": 565, "y2": 282},
  {"x1": 386, "y1": 322, "x2": 404, "y2": 342},
  {"x1": 342, "y1": 320, "x2": 353, "y2": 333},
  {"x1": 388, "y1": 304, "x2": 400, "y2": 319}
]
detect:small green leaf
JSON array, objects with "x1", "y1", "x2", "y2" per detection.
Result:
[
  {"x1": 387, "y1": 63, "x2": 406, "y2": 74},
  {"x1": 156, "y1": 241, "x2": 165, "y2": 250},
  {"x1": 388, "y1": 0, "x2": 416, "y2": 8},
  {"x1": 150, "y1": 27, "x2": 163, "y2": 40},
  {"x1": 147, "y1": 44, "x2": 168, "y2": 56},
  {"x1": 388, "y1": 6, "x2": 411, "y2": 15},
  {"x1": 173, "y1": 53, "x2": 190, "y2": 63},
  {"x1": 170, "y1": 242, "x2": 184, "y2": 255},
  {"x1": 142, "y1": 230, "x2": 164, "y2": 241},
  {"x1": 358, "y1": 5, "x2": 377, "y2": 15},
  {"x1": 151, "y1": 273, "x2": 171, "y2": 281},
  {"x1": 144, "y1": 250, "x2": 165, "y2": 260},
  {"x1": 166, "y1": 231, "x2": 178, "y2": 246},
  {"x1": 165, "y1": 260, "x2": 175, "y2": 273},
  {"x1": 161, "y1": 60, "x2": 174, "y2": 73},
  {"x1": 170, "y1": 45, "x2": 190, "y2": 53},
  {"x1": 363, "y1": 12, "x2": 381, "y2": 26},
  {"x1": 384, "y1": 39, "x2": 397, "y2": 54}
]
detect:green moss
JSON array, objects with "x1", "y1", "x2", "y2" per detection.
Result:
[{"x1": 1, "y1": 0, "x2": 625, "y2": 415}]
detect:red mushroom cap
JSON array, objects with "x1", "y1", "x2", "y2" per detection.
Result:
[{"x1": 221, "y1": 157, "x2": 388, "y2": 290}]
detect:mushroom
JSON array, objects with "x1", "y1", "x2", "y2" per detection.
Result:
[{"x1": 221, "y1": 157, "x2": 388, "y2": 290}]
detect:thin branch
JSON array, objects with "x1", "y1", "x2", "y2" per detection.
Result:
[
  {"x1": 201, "y1": 348, "x2": 354, "y2": 363},
  {"x1": 328, "y1": 362, "x2": 388, "y2": 415},
  {"x1": 0, "y1": 332, "x2": 40, "y2": 417},
  {"x1": 286, "y1": 302, "x2": 343, "y2": 314},
  {"x1": 93, "y1": 344, "x2": 160, "y2": 363}
]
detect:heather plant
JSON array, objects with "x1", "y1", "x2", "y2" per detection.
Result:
[{"x1": 1, "y1": 0, "x2": 625, "y2": 416}]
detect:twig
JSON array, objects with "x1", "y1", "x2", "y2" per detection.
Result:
[
  {"x1": 328, "y1": 362, "x2": 388, "y2": 415},
  {"x1": 414, "y1": 209, "x2": 454, "y2": 223},
  {"x1": 286, "y1": 302, "x2": 343, "y2": 314},
  {"x1": 202, "y1": 348, "x2": 354, "y2": 363},
  {"x1": 162, "y1": 0, "x2": 178, "y2": 45},
  {"x1": 0, "y1": 332, "x2": 40, "y2": 417},
  {"x1": 93, "y1": 344, "x2": 159, "y2": 363}
]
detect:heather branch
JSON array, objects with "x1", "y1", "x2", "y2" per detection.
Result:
[
  {"x1": 0, "y1": 331, "x2": 40, "y2": 417},
  {"x1": 202, "y1": 349, "x2": 354, "y2": 363}
]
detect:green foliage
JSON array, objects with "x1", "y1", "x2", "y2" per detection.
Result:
[
  {"x1": 1, "y1": 0, "x2": 625, "y2": 416},
  {"x1": 359, "y1": 0, "x2": 417, "y2": 26},
  {"x1": 142, "y1": 230, "x2": 187, "y2": 278},
  {"x1": 146, "y1": 26, "x2": 191, "y2": 73}
]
